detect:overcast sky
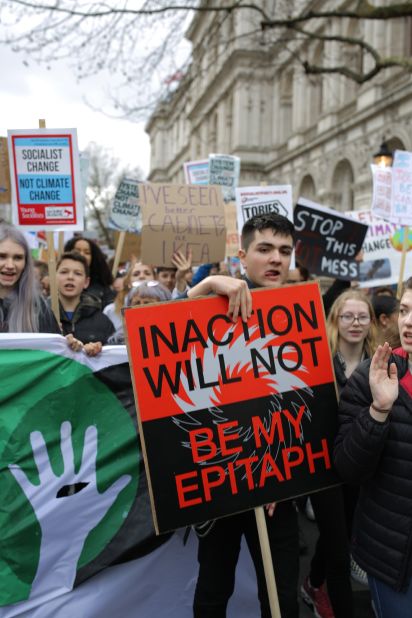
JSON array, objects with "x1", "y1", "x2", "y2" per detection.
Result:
[{"x1": 1, "y1": 46, "x2": 151, "y2": 176}]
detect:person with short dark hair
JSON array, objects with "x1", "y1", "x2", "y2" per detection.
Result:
[
  {"x1": 155, "y1": 266, "x2": 177, "y2": 292},
  {"x1": 56, "y1": 251, "x2": 114, "y2": 347},
  {"x1": 187, "y1": 213, "x2": 299, "y2": 618}
]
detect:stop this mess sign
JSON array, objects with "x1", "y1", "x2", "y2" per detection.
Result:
[
  {"x1": 124, "y1": 282, "x2": 340, "y2": 534},
  {"x1": 7, "y1": 128, "x2": 83, "y2": 231}
]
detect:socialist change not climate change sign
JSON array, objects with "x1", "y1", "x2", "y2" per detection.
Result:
[
  {"x1": 125, "y1": 282, "x2": 339, "y2": 534},
  {"x1": 7, "y1": 128, "x2": 83, "y2": 230}
]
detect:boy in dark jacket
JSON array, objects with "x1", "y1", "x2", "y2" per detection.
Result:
[{"x1": 55, "y1": 252, "x2": 114, "y2": 345}]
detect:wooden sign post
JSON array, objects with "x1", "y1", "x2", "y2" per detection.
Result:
[
  {"x1": 397, "y1": 226, "x2": 410, "y2": 299},
  {"x1": 255, "y1": 506, "x2": 281, "y2": 618},
  {"x1": 39, "y1": 119, "x2": 60, "y2": 325},
  {"x1": 112, "y1": 230, "x2": 126, "y2": 278}
]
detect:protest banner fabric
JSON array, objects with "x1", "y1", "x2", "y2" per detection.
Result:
[
  {"x1": 0, "y1": 335, "x2": 166, "y2": 615},
  {"x1": 108, "y1": 178, "x2": 141, "y2": 233},
  {"x1": 125, "y1": 283, "x2": 339, "y2": 534},
  {"x1": 235, "y1": 185, "x2": 293, "y2": 237},
  {"x1": 139, "y1": 183, "x2": 226, "y2": 266},
  {"x1": 0, "y1": 137, "x2": 11, "y2": 205},
  {"x1": 346, "y1": 209, "x2": 412, "y2": 288},
  {"x1": 294, "y1": 198, "x2": 368, "y2": 280},
  {"x1": 183, "y1": 160, "x2": 209, "y2": 185},
  {"x1": 7, "y1": 128, "x2": 83, "y2": 231},
  {"x1": 208, "y1": 154, "x2": 240, "y2": 202}
]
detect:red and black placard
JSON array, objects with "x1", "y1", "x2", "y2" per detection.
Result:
[{"x1": 124, "y1": 282, "x2": 339, "y2": 534}]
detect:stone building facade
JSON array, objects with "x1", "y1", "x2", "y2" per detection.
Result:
[{"x1": 146, "y1": 1, "x2": 412, "y2": 212}]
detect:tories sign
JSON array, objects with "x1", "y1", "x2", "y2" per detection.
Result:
[
  {"x1": 294, "y1": 198, "x2": 368, "y2": 280},
  {"x1": 124, "y1": 282, "x2": 339, "y2": 534},
  {"x1": 7, "y1": 128, "x2": 83, "y2": 230}
]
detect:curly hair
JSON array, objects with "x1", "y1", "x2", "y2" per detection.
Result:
[{"x1": 64, "y1": 237, "x2": 112, "y2": 287}]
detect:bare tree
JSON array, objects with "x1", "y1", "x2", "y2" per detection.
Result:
[
  {"x1": 83, "y1": 142, "x2": 143, "y2": 246},
  {"x1": 1, "y1": 0, "x2": 412, "y2": 120}
]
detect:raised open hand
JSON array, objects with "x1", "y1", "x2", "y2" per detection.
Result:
[
  {"x1": 8, "y1": 421, "x2": 131, "y2": 604},
  {"x1": 369, "y1": 342, "x2": 398, "y2": 411}
]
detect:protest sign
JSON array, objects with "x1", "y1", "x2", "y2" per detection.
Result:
[
  {"x1": 371, "y1": 164, "x2": 392, "y2": 221},
  {"x1": 208, "y1": 154, "x2": 240, "y2": 202},
  {"x1": 235, "y1": 185, "x2": 293, "y2": 236},
  {"x1": 108, "y1": 178, "x2": 141, "y2": 233},
  {"x1": 124, "y1": 282, "x2": 339, "y2": 534},
  {"x1": 183, "y1": 159, "x2": 209, "y2": 185},
  {"x1": 294, "y1": 198, "x2": 368, "y2": 280},
  {"x1": 346, "y1": 209, "x2": 412, "y2": 288},
  {"x1": 7, "y1": 128, "x2": 83, "y2": 230},
  {"x1": 371, "y1": 150, "x2": 412, "y2": 226},
  {"x1": 139, "y1": 183, "x2": 226, "y2": 266},
  {"x1": 0, "y1": 137, "x2": 11, "y2": 205}
]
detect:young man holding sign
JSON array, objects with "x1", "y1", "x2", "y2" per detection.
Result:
[{"x1": 187, "y1": 214, "x2": 299, "y2": 618}]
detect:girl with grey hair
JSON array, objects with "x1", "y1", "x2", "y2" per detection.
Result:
[
  {"x1": 108, "y1": 280, "x2": 172, "y2": 344},
  {"x1": 0, "y1": 222, "x2": 60, "y2": 333}
]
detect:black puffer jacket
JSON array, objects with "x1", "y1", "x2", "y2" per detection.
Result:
[
  {"x1": 334, "y1": 348, "x2": 412, "y2": 591},
  {"x1": 59, "y1": 293, "x2": 114, "y2": 344}
]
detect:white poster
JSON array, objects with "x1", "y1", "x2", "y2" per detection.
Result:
[
  {"x1": 208, "y1": 154, "x2": 240, "y2": 202},
  {"x1": 235, "y1": 185, "x2": 293, "y2": 235},
  {"x1": 346, "y1": 209, "x2": 412, "y2": 288},
  {"x1": 183, "y1": 159, "x2": 209, "y2": 185},
  {"x1": 108, "y1": 178, "x2": 141, "y2": 233},
  {"x1": 7, "y1": 128, "x2": 83, "y2": 231}
]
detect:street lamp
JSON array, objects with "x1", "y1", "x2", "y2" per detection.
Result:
[{"x1": 373, "y1": 139, "x2": 393, "y2": 167}]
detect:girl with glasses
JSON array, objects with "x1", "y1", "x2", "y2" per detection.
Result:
[
  {"x1": 301, "y1": 290, "x2": 377, "y2": 618},
  {"x1": 328, "y1": 290, "x2": 377, "y2": 588}
]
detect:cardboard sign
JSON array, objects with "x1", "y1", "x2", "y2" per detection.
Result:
[
  {"x1": 7, "y1": 128, "x2": 83, "y2": 231},
  {"x1": 113, "y1": 231, "x2": 142, "y2": 263},
  {"x1": 183, "y1": 160, "x2": 209, "y2": 185},
  {"x1": 235, "y1": 185, "x2": 293, "y2": 235},
  {"x1": 139, "y1": 183, "x2": 226, "y2": 266},
  {"x1": 208, "y1": 154, "x2": 240, "y2": 202},
  {"x1": 294, "y1": 198, "x2": 368, "y2": 280},
  {"x1": 108, "y1": 178, "x2": 141, "y2": 233},
  {"x1": 0, "y1": 137, "x2": 11, "y2": 205},
  {"x1": 124, "y1": 282, "x2": 339, "y2": 534},
  {"x1": 346, "y1": 209, "x2": 412, "y2": 288},
  {"x1": 371, "y1": 150, "x2": 412, "y2": 226}
]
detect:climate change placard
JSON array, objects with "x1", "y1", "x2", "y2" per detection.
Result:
[
  {"x1": 108, "y1": 178, "x2": 141, "y2": 233},
  {"x1": 124, "y1": 282, "x2": 339, "y2": 533},
  {"x1": 7, "y1": 128, "x2": 83, "y2": 230}
]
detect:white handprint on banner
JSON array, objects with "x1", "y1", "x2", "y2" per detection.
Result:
[{"x1": 7, "y1": 421, "x2": 131, "y2": 613}]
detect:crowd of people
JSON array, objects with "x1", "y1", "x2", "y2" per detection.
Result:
[{"x1": 1, "y1": 213, "x2": 411, "y2": 618}]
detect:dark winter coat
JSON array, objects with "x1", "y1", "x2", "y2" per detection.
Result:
[
  {"x1": 58, "y1": 293, "x2": 114, "y2": 344},
  {"x1": 86, "y1": 282, "x2": 116, "y2": 310},
  {"x1": 334, "y1": 348, "x2": 412, "y2": 591}
]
